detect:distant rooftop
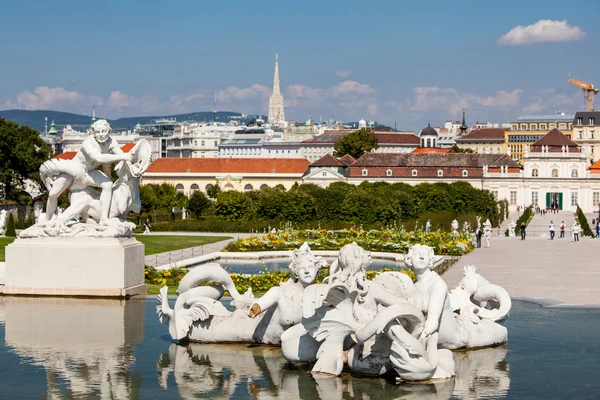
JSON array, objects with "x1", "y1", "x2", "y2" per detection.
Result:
[{"x1": 516, "y1": 114, "x2": 574, "y2": 123}]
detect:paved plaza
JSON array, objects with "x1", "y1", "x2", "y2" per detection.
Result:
[{"x1": 443, "y1": 211, "x2": 600, "y2": 306}]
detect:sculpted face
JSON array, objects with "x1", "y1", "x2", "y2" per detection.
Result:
[
  {"x1": 297, "y1": 262, "x2": 319, "y2": 286},
  {"x1": 90, "y1": 119, "x2": 112, "y2": 144},
  {"x1": 408, "y1": 244, "x2": 433, "y2": 272}
]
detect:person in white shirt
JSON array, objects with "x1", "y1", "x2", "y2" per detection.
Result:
[
  {"x1": 573, "y1": 223, "x2": 581, "y2": 242},
  {"x1": 549, "y1": 221, "x2": 555, "y2": 240}
]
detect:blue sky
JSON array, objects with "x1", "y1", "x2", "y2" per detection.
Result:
[{"x1": 1, "y1": 0, "x2": 598, "y2": 130}]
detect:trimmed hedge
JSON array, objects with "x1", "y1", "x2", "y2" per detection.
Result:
[
  {"x1": 5, "y1": 212, "x2": 16, "y2": 237},
  {"x1": 575, "y1": 205, "x2": 594, "y2": 237}
]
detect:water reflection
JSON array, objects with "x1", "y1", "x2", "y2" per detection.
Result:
[
  {"x1": 158, "y1": 342, "x2": 509, "y2": 399},
  {"x1": 1, "y1": 296, "x2": 144, "y2": 399}
]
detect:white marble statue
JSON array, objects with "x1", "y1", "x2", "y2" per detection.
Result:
[
  {"x1": 156, "y1": 242, "x2": 512, "y2": 383},
  {"x1": 451, "y1": 219, "x2": 459, "y2": 233},
  {"x1": 20, "y1": 121, "x2": 152, "y2": 238},
  {"x1": 508, "y1": 220, "x2": 516, "y2": 237},
  {"x1": 0, "y1": 209, "x2": 7, "y2": 235},
  {"x1": 156, "y1": 243, "x2": 326, "y2": 344}
]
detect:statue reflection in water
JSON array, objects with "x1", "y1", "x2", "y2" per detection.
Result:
[
  {"x1": 1, "y1": 297, "x2": 144, "y2": 399},
  {"x1": 157, "y1": 342, "x2": 509, "y2": 400}
]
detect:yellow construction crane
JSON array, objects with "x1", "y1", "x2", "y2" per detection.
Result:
[{"x1": 568, "y1": 73, "x2": 599, "y2": 111}]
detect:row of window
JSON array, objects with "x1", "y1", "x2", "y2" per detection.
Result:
[
  {"x1": 176, "y1": 183, "x2": 271, "y2": 195},
  {"x1": 361, "y1": 169, "x2": 470, "y2": 177},
  {"x1": 511, "y1": 123, "x2": 571, "y2": 131},
  {"x1": 576, "y1": 117, "x2": 596, "y2": 126},
  {"x1": 576, "y1": 130, "x2": 596, "y2": 139},
  {"x1": 498, "y1": 190, "x2": 591, "y2": 207},
  {"x1": 531, "y1": 168, "x2": 579, "y2": 177}
]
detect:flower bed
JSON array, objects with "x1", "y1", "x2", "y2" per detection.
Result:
[
  {"x1": 145, "y1": 265, "x2": 416, "y2": 294},
  {"x1": 225, "y1": 228, "x2": 474, "y2": 256}
]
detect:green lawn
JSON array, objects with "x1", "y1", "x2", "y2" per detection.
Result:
[
  {"x1": 0, "y1": 237, "x2": 16, "y2": 262},
  {"x1": 135, "y1": 235, "x2": 231, "y2": 255}
]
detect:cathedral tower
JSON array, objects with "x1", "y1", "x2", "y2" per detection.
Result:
[{"x1": 268, "y1": 54, "x2": 286, "y2": 125}]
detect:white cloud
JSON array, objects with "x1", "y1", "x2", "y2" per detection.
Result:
[
  {"x1": 14, "y1": 86, "x2": 103, "y2": 110},
  {"x1": 522, "y1": 89, "x2": 578, "y2": 114},
  {"x1": 408, "y1": 86, "x2": 522, "y2": 115},
  {"x1": 497, "y1": 20, "x2": 585, "y2": 46},
  {"x1": 334, "y1": 69, "x2": 353, "y2": 78},
  {"x1": 106, "y1": 90, "x2": 130, "y2": 108},
  {"x1": 2, "y1": 80, "x2": 378, "y2": 121}
]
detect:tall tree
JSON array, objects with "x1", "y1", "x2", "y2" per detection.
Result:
[
  {"x1": 188, "y1": 191, "x2": 211, "y2": 218},
  {"x1": 0, "y1": 118, "x2": 50, "y2": 202},
  {"x1": 333, "y1": 128, "x2": 379, "y2": 159}
]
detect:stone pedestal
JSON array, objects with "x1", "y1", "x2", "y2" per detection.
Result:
[{"x1": 4, "y1": 237, "x2": 146, "y2": 297}]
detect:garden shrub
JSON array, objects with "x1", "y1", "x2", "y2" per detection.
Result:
[
  {"x1": 5, "y1": 212, "x2": 16, "y2": 237},
  {"x1": 576, "y1": 205, "x2": 594, "y2": 237}
]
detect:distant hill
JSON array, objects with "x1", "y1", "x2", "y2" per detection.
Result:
[{"x1": 0, "y1": 109, "x2": 266, "y2": 132}]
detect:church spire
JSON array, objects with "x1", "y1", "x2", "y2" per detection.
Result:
[
  {"x1": 268, "y1": 54, "x2": 285, "y2": 125},
  {"x1": 459, "y1": 109, "x2": 468, "y2": 135}
]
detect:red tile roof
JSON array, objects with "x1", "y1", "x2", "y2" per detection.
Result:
[
  {"x1": 530, "y1": 128, "x2": 580, "y2": 152},
  {"x1": 412, "y1": 147, "x2": 450, "y2": 154},
  {"x1": 301, "y1": 132, "x2": 419, "y2": 145},
  {"x1": 146, "y1": 158, "x2": 310, "y2": 174},
  {"x1": 55, "y1": 151, "x2": 77, "y2": 160},
  {"x1": 589, "y1": 159, "x2": 600, "y2": 172},
  {"x1": 54, "y1": 144, "x2": 136, "y2": 160},
  {"x1": 310, "y1": 154, "x2": 344, "y2": 167},
  {"x1": 455, "y1": 128, "x2": 506, "y2": 141},
  {"x1": 339, "y1": 155, "x2": 356, "y2": 166}
]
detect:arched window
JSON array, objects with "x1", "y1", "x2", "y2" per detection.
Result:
[
  {"x1": 532, "y1": 169, "x2": 538, "y2": 177},
  {"x1": 572, "y1": 169, "x2": 579, "y2": 178},
  {"x1": 386, "y1": 169, "x2": 392, "y2": 177},
  {"x1": 437, "y1": 170, "x2": 443, "y2": 177},
  {"x1": 412, "y1": 169, "x2": 418, "y2": 177},
  {"x1": 551, "y1": 169, "x2": 559, "y2": 177},
  {"x1": 205, "y1": 183, "x2": 213, "y2": 192},
  {"x1": 176, "y1": 184, "x2": 184, "y2": 193},
  {"x1": 260, "y1": 184, "x2": 269, "y2": 190},
  {"x1": 362, "y1": 169, "x2": 368, "y2": 176},
  {"x1": 244, "y1": 184, "x2": 253, "y2": 192},
  {"x1": 190, "y1": 183, "x2": 199, "y2": 195},
  {"x1": 224, "y1": 183, "x2": 234, "y2": 191},
  {"x1": 497, "y1": 147, "x2": 501, "y2": 154},
  {"x1": 462, "y1": 170, "x2": 468, "y2": 177}
]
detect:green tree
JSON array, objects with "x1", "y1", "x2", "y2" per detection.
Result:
[
  {"x1": 206, "y1": 183, "x2": 221, "y2": 199},
  {"x1": 5, "y1": 212, "x2": 16, "y2": 237},
  {"x1": 139, "y1": 184, "x2": 159, "y2": 214},
  {"x1": 188, "y1": 191, "x2": 211, "y2": 218},
  {"x1": 0, "y1": 118, "x2": 51, "y2": 202},
  {"x1": 333, "y1": 128, "x2": 379, "y2": 159},
  {"x1": 215, "y1": 190, "x2": 252, "y2": 221},
  {"x1": 451, "y1": 144, "x2": 474, "y2": 153}
]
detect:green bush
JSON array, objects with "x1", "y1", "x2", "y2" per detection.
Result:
[
  {"x1": 576, "y1": 205, "x2": 594, "y2": 237},
  {"x1": 5, "y1": 212, "x2": 16, "y2": 237}
]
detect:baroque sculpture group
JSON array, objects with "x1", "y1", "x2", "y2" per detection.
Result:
[
  {"x1": 20, "y1": 120, "x2": 152, "y2": 238},
  {"x1": 157, "y1": 242, "x2": 511, "y2": 382}
]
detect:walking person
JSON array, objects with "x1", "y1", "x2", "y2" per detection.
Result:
[
  {"x1": 520, "y1": 221, "x2": 526, "y2": 240},
  {"x1": 475, "y1": 227, "x2": 483, "y2": 248},
  {"x1": 560, "y1": 221, "x2": 565, "y2": 238},
  {"x1": 549, "y1": 221, "x2": 555, "y2": 240},
  {"x1": 144, "y1": 218, "x2": 151, "y2": 234},
  {"x1": 596, "y1": 220, "x2": 600, "y2": 238},
  {"x1": 425, "y1": 219, "x2": 431, "y2": 233}
]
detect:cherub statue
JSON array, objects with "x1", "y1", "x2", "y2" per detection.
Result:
[{"x1": 157, "y1": 243, "x2": 326, "y2": 344}]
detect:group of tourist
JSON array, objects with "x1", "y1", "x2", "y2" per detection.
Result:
[
  {"x1": 534, "y1": 205, "x2": 559, "y2": 215},
  {"x1": 548, "y1": 220, "x2": 582, "y2": 241}
]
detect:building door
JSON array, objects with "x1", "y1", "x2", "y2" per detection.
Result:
[{"x1": 546, "y1": 192, "x2": 563, "y2": 210}]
